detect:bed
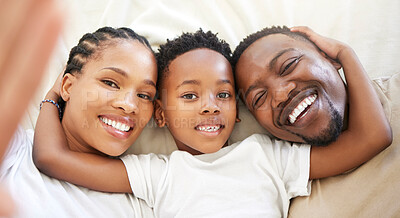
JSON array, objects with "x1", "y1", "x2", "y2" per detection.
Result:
[{"x1": 22, "y1": 0, "x2": 400, "y2": 217}]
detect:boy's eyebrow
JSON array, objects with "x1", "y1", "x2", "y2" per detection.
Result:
[
  {"x1": 217, "y1": 79, "x2": 232, "y2": 85},
  {"x1": 176, "y1": 80, "x2": 200, "y2": 89},
  {"x1": 268, "y1": 48, "x2": 296, "y2": 71}
]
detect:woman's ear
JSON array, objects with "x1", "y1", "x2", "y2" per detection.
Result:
[
  {"x1": 154, "y1": 99, "x2": 166, "y2": 127},
  {"x1": 60, "y1": 73, "x2": 76, "y2": 101}
]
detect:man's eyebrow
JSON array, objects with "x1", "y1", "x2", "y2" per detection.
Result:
[
  {"x1": 176, "y1": 80, "x2": 200, "y2": 89},
  {"x1": 268, "y1": 48, "x2": 296, "y2": 71},
  {"x1": 244, "y1": 83, "x2": 259, "y2": 100}
]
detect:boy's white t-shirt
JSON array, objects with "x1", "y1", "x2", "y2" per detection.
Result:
[
  {"x1": 0, "y1": 126, "x2": 154, "y2": 218},
  {"x1": 122, "y1": 134, "x2": 311, "y2": 218}
]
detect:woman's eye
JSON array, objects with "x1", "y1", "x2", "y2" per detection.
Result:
[
  {"x1": 252, "y1": 91, "x2": 267, "y2": 109},
  {"x1": 217, "y1": 92, "x2": 230, "y2": 99},
  {"x1": 102, "y1": 80, "x2": 119, "y2": 89},
  {"x1": 138, "y1": 94, "x2": 152, "y2": 101},
  {"x1": 182, "y1": 94, "x2": 198, "y2": 100},
  {"x1": 281, "y1": 56, "x2": 301, "y2": 75}
]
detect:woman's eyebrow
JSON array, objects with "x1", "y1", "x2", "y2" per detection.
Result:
[
  {"x1": 268, "y1": 48, "x2": 296, "y2": 71},
  {"x1": 101, "y1": 67, "x2": 128, "y2": 77}
]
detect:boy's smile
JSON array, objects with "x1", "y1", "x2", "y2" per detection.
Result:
[{"x1": 157, "y1": 48, "x2": 237, "y2": 154}]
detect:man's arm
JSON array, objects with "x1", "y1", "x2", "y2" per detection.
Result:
[
  {"x1": 33, "y1": 84, "x2": 132, "y2": 193},
  {"x1": 291, "y1": 26, "x2": 392, "y2": 179}
]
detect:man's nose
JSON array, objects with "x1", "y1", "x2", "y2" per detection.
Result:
[{"x1": 271, "y1": 81, "x2": 296, "y2": 108}]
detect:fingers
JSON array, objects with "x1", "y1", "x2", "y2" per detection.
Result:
[
  {"x1": 0, "y1": 0, "x2": 64, "y2": 160},
  {"x1": 0, "y1": 184, "x2": 15, "y2": 217},
  {"x1": 290, "y1": 26, "x2": 322, "y2": 43}
]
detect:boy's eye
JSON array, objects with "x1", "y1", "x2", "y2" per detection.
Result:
[
  {"x1": 217, "y1": 92, "x2": 230, "y2": 99},
  {"x1": 252, "y1": 90, "x2": 267, "y2": 109},
  {"x1": 102, "y1": 80, "x2": 119, "y2": 89},
  {"x1": 280, "y1": 56, "x2": 301, "y2": 76},
  {"x1": 182, "y1": 94, "x2": 198, "y2": 100},
  {"x1": 137, "y1": 93, "x2": 152, "y2": 101}
]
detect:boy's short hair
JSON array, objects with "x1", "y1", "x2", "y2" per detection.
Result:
[
  {"x1": 156, "y1": 29, "x2": 232, "y2": 91},
  {"x1": 231, "y1": 26, "x2": 313, "y2": 69}
]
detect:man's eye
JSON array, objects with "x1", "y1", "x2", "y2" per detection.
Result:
[
  {"x1": 217, "y1": 92, "x2": 230, "y2": 99},
  {"x1": 281, "y1": 56, "x2": 301, "y2": 75},
  {"x1": 102, "y1": 80, "x2": 119, "y2": 89},
  {"x1": 138, "y1": 94, "x2": 152, "y2": 101},
  {"x1": 182, "y1": 94, "x2": 198, "y2": 100},
  {"x1": 252, "y1": 91, "x2": 267, "y2": 109}
]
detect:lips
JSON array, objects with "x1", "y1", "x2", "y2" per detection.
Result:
[
  {"x1": 98, "y1": 114, "x2": 135, "y2": 139},
  {"x1": 195, "y1": 124, "x2": 224, "y2": 132},
  {"x1": 279, "y1": 88, "x2": 318, "y2": 126},
  {"x1": 194, "y1": 119, "x2": 225, "y2": 136},
  {"x1": 288, "y1": 94, "x2": 317, "y2": 124}
]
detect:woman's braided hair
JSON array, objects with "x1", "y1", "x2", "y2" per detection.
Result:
[{"x1": 58, "y1": 27, "x2": 153, "y2": 118}]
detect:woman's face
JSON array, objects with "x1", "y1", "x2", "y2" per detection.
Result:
[{"x1": 62, "y1": 40, "x2": 157, "y2": 156}]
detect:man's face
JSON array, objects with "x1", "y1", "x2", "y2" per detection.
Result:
[{"x1": 235, "y1": 34, "x2": 347, "y2": 145}]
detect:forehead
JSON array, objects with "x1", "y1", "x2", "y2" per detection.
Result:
[
  {"x1": 239, "y1": 34, "x2": 314, "y2": 67},
  {"x1": 235, "y1": 34, "x2": 315, "y2": 88},
  {"x1": 167, "y1": 48, "x2": 233, "y2": 82},
  {"x1": 83, "y1": 40, "x2": 157, "y2": 80}
]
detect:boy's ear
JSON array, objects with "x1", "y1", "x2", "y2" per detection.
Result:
[
  {"x1": 235, "y1": 101, "x2": 241, "y2": 123},
  {"x1": 320, "y1": 51, "x2": 342, "y2": 70},
  {"x1": 154, "y1": 99, "x2": 166, "y2": 127},
  {"x1": 60, "y1": 73, "x2": 76, "y2": 101}
]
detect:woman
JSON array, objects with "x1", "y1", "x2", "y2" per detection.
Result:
[{"x1": 0, "y1": 26, "x2": 157, "y2": 217}]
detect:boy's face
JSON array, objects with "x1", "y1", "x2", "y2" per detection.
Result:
[
  {"x1": 158, "y1": 48, "x2": 236, "y2": 154},
  {"x1": 62, "y1": 41, "x2": 157, "y2": 156},
  {"x1": 235, "y1": 34, "x2": 346, "y2": 145}
]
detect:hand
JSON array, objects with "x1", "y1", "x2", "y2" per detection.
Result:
[
  {"x1": 47, "y1": 71, "x2": 64, "y2": 100},
  {"x1": 0, "y1": 0, "x2": 63, "y2": 215},
  {"x1": 290, "y1": 26, "x2": 350, "y2": 62}
]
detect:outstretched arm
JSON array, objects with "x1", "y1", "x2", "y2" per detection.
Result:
[
  {"x1": 33, "y1": 75, "x2": 132, "y2": 193},
  {"x1": 291, "y1": 26, "x2": 392, "y2": 179}
]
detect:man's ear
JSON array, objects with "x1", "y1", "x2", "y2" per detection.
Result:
[
  {"x1": 154, "y1": 99, "x2": 166, "y2": 127},
  {"x1": 320, "y1": 51, "x2": 342, "y2": 70},
  {"x1": 60, "y1": 73, "x2": 76, "y2": 101}
]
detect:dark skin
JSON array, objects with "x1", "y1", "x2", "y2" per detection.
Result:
[
  {"x1": 33, "y1": 27, "x2": 391, "y2": 194},
  {"x1": 235, "y1": 26, "x2": 392, "y2": 179}
]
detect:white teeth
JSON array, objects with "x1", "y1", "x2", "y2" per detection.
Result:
[
  {"x1": 288, "y1": 94, "x2": 317, "y2": 124},
  {"x1": 100, "y1": 117, "x2": 130, "y2": 132},
  {"x1": 196, "y1": 125, "x2": 221, "y2": 132}
]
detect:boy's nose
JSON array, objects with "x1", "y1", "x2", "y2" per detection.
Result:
[{"x1": 200, "y1": 95, "x2": 220, "y2": 114}]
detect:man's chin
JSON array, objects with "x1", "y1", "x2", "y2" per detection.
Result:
[{"x1": 301, "y1": 107, "x2": 343, "y2": 146}]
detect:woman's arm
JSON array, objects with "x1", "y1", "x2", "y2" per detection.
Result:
[
  {"x1": 33, "y1": 76, "x2": 132, "y2": 193},
  {"x1": 291, "y1": 26, "x2": 392, "y2": 179}
]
